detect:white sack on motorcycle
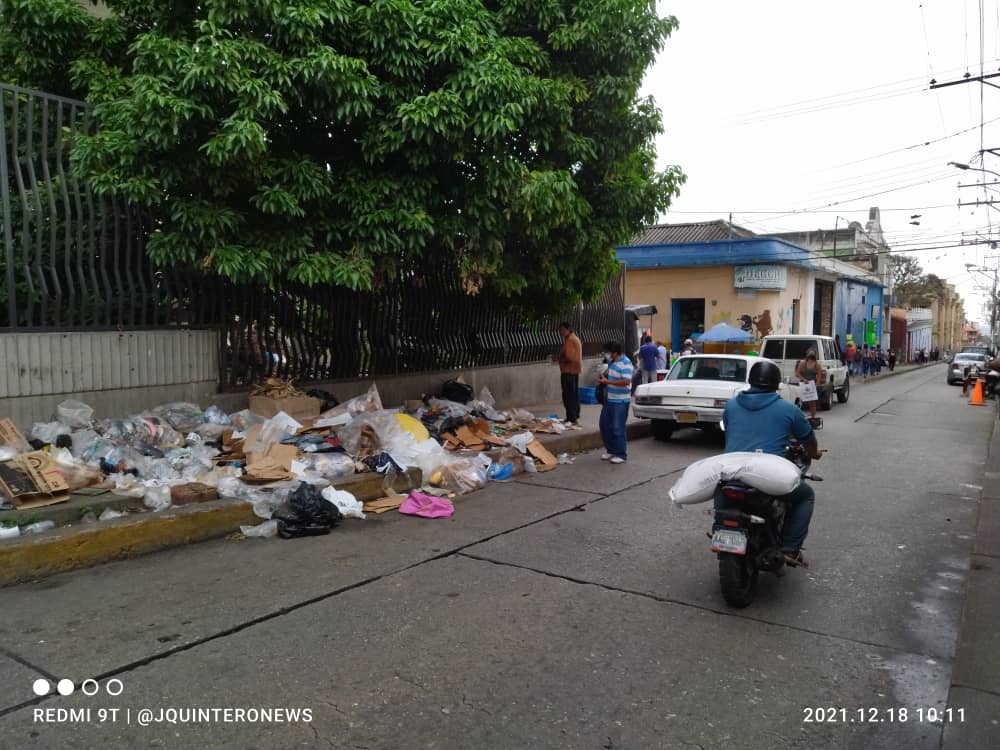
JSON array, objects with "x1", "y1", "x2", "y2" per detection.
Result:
[{"x1": 669, "y1": 452, "x2": 801, "y2": 506}]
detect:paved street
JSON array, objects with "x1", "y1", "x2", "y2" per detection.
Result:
[{"x1": 0, "y1": 364, "x2": 995, "y2": 750}]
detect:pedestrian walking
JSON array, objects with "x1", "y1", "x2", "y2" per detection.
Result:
[
  {"x1": 553, "y1": 322, "x2": 582, "y2": 425},
  {"x1": 888, "y1": 349, "x2": 896, "y2": 371},
  {"x1": 655, "y1": 340, "x2": 668, "y2": 371},
  {"x1": 845, "y1": 338, "x2": 857, "y2": 376},
  {"x1": 638, "y1": 335, "x2": 659, "y2": 384},
  {"x1": 795, "y1": 349, "x2": 826, "y2": 422},
  {"x1": 598, "y1": 341, "x2": 633, "y2": 464}
]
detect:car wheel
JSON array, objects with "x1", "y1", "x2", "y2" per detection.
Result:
[
  {"x1": 836, "y1": 376, "x2": 850, "y2": 403},
  {"x1": 818, "y1": 385, "x2": 833, "y2": 411},
  {"x1": 651, "y1": 419, "x2": 674, "y2": 441}
]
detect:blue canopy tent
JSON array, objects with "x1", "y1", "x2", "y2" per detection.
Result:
[{"x1": 698, "y1": 323, "x2": 755, "y2": 353}]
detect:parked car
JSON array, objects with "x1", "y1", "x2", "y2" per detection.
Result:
[
  {"x1": 633, "y1": 354, "x2": 799, "y2": 441},
  {"x1": 947, "y1": 353, "x2": 990, "y2": 384},
  {"x1": 760, "y1": 334, "x2": 849, "y2": 411}
]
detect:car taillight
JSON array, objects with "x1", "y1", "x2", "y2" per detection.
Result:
[
  {"x1": 713, "y1": 399, "x2": 728, "y2": 408},
  {"x1": 656, "y1": 372, "x2": 666, "y2": 381},
  {"x1": 722, "y1": 519, "x2": 740, "y2": 527},
  {"x1": 722, "y1": 488, "x2": 746, "y2": 501}
]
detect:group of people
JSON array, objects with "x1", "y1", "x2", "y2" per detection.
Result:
[{"x1": 838, "y1": 337, "x2": 895, "y2": 378}]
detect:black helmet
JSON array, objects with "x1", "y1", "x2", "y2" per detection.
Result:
[{"x1": 748, "y1": 360, "x2": 782, "y2": 391}]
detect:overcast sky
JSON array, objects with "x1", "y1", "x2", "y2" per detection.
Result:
[{"x1": 644, "y1": 0, "x2": 1000, "y2": 326}]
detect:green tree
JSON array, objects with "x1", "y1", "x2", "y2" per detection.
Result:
[
  {"x1": 891, "y1": 255, "x2": 947, "y2": 308},
  {"x1": 1, "y1": 0, "x2": 685, "y2": 315}
]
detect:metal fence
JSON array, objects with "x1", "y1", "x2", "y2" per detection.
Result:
[{"x1": 2, "y1": 82, "x2": 627, "y2": 389}]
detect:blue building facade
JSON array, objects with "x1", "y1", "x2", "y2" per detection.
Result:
[{"x1": 834, "y1": 279, "x2": 883, "y2": 348}]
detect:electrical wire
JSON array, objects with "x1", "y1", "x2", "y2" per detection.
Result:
[{"x1": 919, "y1": 0, "x2": 950, "y2": 133}]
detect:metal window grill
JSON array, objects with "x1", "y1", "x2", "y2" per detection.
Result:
[{"x1": 2, "y1": 82, "x2": 627, "y2": 389}]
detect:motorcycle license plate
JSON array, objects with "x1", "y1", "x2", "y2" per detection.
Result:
[
  {"x1": 711, "y1": 529, "x2": 747, "y2": 555},
  {"x1": 676, "y1": 412, "x2": 698, "y2": 424}
]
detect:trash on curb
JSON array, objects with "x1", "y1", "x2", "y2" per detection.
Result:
[
  {"x1": 241, "y1": 519, "x2": 279, "y2": 538},
  {"x1": 399, "y1": 491, "x2": 454, "y2": 519}
]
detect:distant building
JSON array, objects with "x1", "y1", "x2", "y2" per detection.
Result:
[{"x1": 615, "y1": 220, "x2": 884, "y2": 352}]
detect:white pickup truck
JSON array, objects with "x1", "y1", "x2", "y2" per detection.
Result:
[{"x1": 759, "y1": 334, "x2": 850, "y2": 411}]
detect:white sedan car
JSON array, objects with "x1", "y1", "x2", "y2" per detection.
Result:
[{"x1": 632, "y1": 354, "x2": 799, "y2": 441}]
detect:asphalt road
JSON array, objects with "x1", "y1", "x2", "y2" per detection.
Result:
[{"x1": 0, "y1": 364, "x2": 994, "y2": 750}]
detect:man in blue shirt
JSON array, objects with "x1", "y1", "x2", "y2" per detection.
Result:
[
  {"x1": 722, "y1": 360, "x2": 821, "y2": 567},
  {"x1": 597, "y1": 341, "x2": 634, "y2": 464},
  {"x1": 638, "y1": 335, "x2": 659, "y2": 384}
]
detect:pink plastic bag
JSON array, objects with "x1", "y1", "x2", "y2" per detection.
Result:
[{"x1": 399, "y1": 492, "x2": 454, "y2": 519}]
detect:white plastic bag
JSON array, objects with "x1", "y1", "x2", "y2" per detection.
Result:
[
  {"x1": 669, "y1": 452, "x2": 801, "y2": 506},
  {"x1": 249, "y1": 411, "x2": 302, "y2": 451},
  {"x1": 506, "y1": 431, "x2": 535, "y2": 454},
  {"x1": 98, "y1": 507, "x2": 127, "y2": 522},
  {"x1": 321, "y1": 486, "x2": 366, "y2": 519},
  {"x1": 241, "y1": 519, "x2": 278, "y2": 538},
  {"x1": 30, "y1": 421, "x2": 70, "y2": 445},
  {"x1": 799, "y1": 381, "x2": 818, "y2": 402},
  {"x1": 142, "y1": 483, "x2": 172, "y2": 511},
  {"x1": 56, "y1": 399, "x2": 94, "y2": 428}
]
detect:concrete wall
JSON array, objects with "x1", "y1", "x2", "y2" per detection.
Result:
[
  {"x1": 625, "y1": 265, "x2": 812, "y2": 350},
  {"x1": 1, "y1": 330, "x2": 219, "y2": 428},
  {"x1": 210, "y1": 358, "x2": 607, "y2": 416}
]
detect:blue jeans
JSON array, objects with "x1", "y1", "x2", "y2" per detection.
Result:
[
  {"x1": 599, "y1": 401, "x2": 629, "y2": 459},
  {"x1": 779, "y1": 481, "x2": 815, "y2": 551}
]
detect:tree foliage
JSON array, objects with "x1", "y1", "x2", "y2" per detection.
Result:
[
  {"x1": 891, "y1": 255, "x2": 947, "y2": 308},
  {"x1": 0, "y1": 0, "x2": 685, "y2": 314}
]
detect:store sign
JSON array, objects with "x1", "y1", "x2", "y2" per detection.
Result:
[{"x1": 734, "y1": 265, "x2": 787, "y2": 290}]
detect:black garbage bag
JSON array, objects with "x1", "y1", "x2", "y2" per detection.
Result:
[
  {"x1": 440, "y1": 379, "x2": 474, "y2": 404},
  {"x1": 276, "y1": 483, "x2": 342, "y2": 539},
  {"x1": 306, "y1": 388, "x2": 340, "y2": 411},
  {"x1": 438, "y1": 415, "x2": 468, "y2": 436}
]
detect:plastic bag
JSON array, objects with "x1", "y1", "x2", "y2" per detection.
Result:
[
  {"x1": 202, "y1": 405, "x2": 232, "y2": 425},
  {"x1": 476, "y1": 387, "x2": 495, "y2": 409},
  {"x1": 56, "y1": 399, "x2": 94, "y2": 428},
  {"x1": 294, "y1": 452, "x2": 356, "y2": 480},
  {"x1": 229, "y1": 409, "x2": 265, "y2": 432},
  {"x1": 488, "y1": 463, "x2": 514, "y2": 481},
  {"x1": 321, "y1": 486, "x2": 365, "y2": 519},
  {"x1": 506, "y1": 432, "x2": 535, "y2": 454},
  {"x1": 142, "y1": 483, "x2": 172, "y2": 511},
  {"x1": 22, "y1": 520, "x2": 56, "y2": 535},
  {"x1": 337, "y1": 410, "x2": 404, "y2": 458},
  {"x1": 440, "y1": 379, "x2": 474, "y2": 404},
  {"x1": 669, "y1": 452, "x2": 802, "y2": 506},
  {"x1": 50, "y1": 448, "x2": 101, "y2": 490},
  {"x1": 399, "y1": 491, "x2": 454, "y2": 519},
  {"x1": 246, "y1": 411, "x2": 302, "y2": 453},
  {"x1": 275, "y1": 483, "x2": 342, "y2": 538},
  {"x1": 30, "y1": 421, "x2": 71, "y2": 445},
  {"x1": 152, "y1": 402, "x2": 205, "y2": 432},
  {"x1": 70, "y1": 428, "x2": 100, "y2": 459},
  {"x1": 241, "y1": 519, "x2": 279, "y2": 538},
  {"x1": 427, "y1": 398, "x2": 472, "y2": 419},
  {"x1": 98, "y1": 507, "x2": 127, "y2": 522},
  {"x1": 319, "y1": 384, "x2": 383, "y2": 422},
  {"x1": 107, "y1": 473, "x2": 145, "y2": 497},
  {"x1": 437, "y1": 455, "x2": 489, "y2": 495}
]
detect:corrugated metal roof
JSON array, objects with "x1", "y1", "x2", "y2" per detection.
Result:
[
  {"x1": 615, "y1": 237, "x2": 815, "y2": 270},
  {"x1": 631, "y1": 220, "x2": 756, "y2": 245}
]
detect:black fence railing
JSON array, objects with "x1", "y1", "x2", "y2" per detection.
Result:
[{"x1": 2, "y1": 82, "x2": 627, "y2": 389}]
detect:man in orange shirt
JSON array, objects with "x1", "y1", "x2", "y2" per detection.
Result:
[{"x1": 554, "y1": 322, "x2": 583, "y2": 424}]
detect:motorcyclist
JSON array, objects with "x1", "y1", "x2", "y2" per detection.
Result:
[{"x1": 721, "y1": 360, "x2": 821, "y2": 568}]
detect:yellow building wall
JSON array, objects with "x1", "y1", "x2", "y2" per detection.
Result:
[{"x1": 625, "y1": 265, "x2": 812, "y2": 351}]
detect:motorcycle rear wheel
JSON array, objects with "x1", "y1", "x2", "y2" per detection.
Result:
[{"x1": 719, "y1": 553, "x2": 758, "y2": 608}]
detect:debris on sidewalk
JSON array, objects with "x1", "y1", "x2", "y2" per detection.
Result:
[{"x1": 0, "y1": 375, "x2": 579, "y2": 538}]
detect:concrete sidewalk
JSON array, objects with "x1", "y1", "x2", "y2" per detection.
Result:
[{"x1": 943, "y1": 411, "x2": 1000, "y2": 749}]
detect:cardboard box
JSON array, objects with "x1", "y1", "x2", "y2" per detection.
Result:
[
  {"x1": 0, "y1": 451, "x2": 70, "y2": 508},
  {"x1": 0, "y1": 419, "x2": 30, "y2": 453},
  {"x1": 526, "y1": 440, "x2": 559, "y2": 473},
  {"x1": 170, "y1": 482, "x2": 219, "y2": 506},
  {"x1": 249, "y1": 395, "x2": 321, "y2": 421}
]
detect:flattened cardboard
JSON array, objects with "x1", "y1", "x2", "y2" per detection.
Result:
[
  {"x1": 243, "y1": 444, "x2": 297, "y2": 483},
  {"x1": 454, "y1": 426, "x2": 485, "y2": 450},
  {"x1": 526, "y1": 440, "x2": 558, "y2": 472},
  {"x1": 479, "y1": 433, "x2": 508, "y2": 447},
  {"x1": 0, "y1": 451, "x2": 70, "y2": 508},
  {"x1": 249, "y1": 394, "x2": 321, "y2": 421},
  {"x1": 0, "y1": 419, "x2": 30, "y2": 453}
]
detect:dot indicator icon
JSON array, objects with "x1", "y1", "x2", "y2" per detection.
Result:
[
  {"x1": 32, "y1": 679, "x2": 50, "y2": 696},
  {"x1": 57, "y1": 679, "x2": 74, "y2": 696}
]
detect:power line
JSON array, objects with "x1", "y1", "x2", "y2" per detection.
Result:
[{"x1": 663, "y1": 205, "x2": 959, "y2": 214}]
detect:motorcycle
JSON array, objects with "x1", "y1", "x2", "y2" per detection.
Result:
[
  {"x1": 987, "y1": 369, "x2": 1000, "y2": 399},
  {"x1": 708, "y1": 441, "x2": 823, "y2": 608}
]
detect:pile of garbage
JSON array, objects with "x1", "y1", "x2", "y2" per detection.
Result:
[{"x1": 0, "y1": 379, "x2": 570, "y2": 541}]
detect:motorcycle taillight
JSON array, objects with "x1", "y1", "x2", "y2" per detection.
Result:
[{"x1": 722, "y1": 488, "x2": 747, "y2": 501}]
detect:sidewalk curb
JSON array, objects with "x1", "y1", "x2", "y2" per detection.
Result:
[
  {"x1": 0, "y1": 423, "x2": 645, "y2": 587},
  {"x1": 854, "y1": 361, "x2": 940, "y2": 385},
  {"x1": 942, "y1": 411, "x2": 1000, "y2": 749}
]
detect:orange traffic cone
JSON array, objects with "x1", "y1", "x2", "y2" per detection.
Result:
[{"x1": 969, "y1": 379, "x2": 986, "y2": 406}]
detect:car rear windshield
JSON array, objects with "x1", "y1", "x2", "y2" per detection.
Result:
[
  {"x1": 784, "y1": 339, "x2": 819, "y2": 360},
  {"x1": 762, "y1": 340, "x2": 784, "y2": 359},
  {"x1": 669, "y1": 358, "x2": 747, "y2": 382}
]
